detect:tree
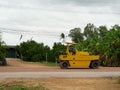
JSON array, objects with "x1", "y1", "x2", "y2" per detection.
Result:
[
  {"x1": 69, "y1": 28, "x2": 83, "y2": 42},
  {"x1": 84, "y1": 23, "x2": 99, "y2": 39},
  {"x1": 0, "y1": 31, "x2": 4, "y2": 45},
  {"x1": 100, "y1": 26, "x2": 120, "y2": 66},
  {"x1": 17, "y1": 40, "x2": 51, "y2": 62},
  {"x1": 111, "y1": 24, "x2": 120, "y2": 30},
  {"x1": 51, "y1": 42, "x2": 66, "y2": 61},
  {"x1": 68, "y1": 24, "x2": 120, "y2": 66},
  {"x1": 98, "y1": 26, "x2": 108, "y2": 38},
  {"x1": 0, "y1": 31, "x2": 6, "y2": 61}
]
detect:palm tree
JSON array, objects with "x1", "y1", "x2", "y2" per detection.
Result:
[{"x1": 60, "y1": 33, "x2": 66, "y2": 43}]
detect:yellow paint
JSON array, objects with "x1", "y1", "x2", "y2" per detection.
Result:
[
  {"x1": 59, "y1": 42, "x2": 99, "y2": 68},
  {"x1": 69, "y1": 60, "x2": 91, "y2": 67}
]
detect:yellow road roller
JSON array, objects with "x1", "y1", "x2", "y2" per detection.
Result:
[{"x1": 59, "y1": 42, "x2": 99, "y2": 69}]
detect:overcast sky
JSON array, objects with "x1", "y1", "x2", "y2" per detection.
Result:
[{"x1": 0, "y1": 0, "x2": 120, "y2": 47}]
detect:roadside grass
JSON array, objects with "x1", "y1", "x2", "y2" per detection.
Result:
[
  {"x1": 40, "y1": 61, "x2": 58, "y2": 67},
  {"x1": 117, "y1": 77, "x2": 120, "y2": 84},
  {"x1": 20, "y1": 60, "x2": 58, "y2": 67},
  {"x1": 110, "y1": 77, "x2": 120, "y2": 84},
  {"x1": 0, "y1": 78, "x2": 120, "y2": 90},
  {"x1": 0, "y1": 84, "x2": 49, "y2": 90}
]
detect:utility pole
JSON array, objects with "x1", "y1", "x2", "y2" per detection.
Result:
[{"x1": 46, "y1": 53, "x2": 48, "y2": 63}]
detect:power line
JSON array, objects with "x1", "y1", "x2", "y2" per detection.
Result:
[{"x1": 0, "y1": 27, "x2": 61, "y2": 38}]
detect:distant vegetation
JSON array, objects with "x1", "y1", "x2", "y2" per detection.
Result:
[
  {"x1": 16, "y1": 41, "x2": 66, "y2": 63},
  {"x1": 0, "y1": 23, "x2": 120, "y2": 67},
  {"x1": 0, "y1": 32, "x2": 6, "y2": 62},
  {"x1": 64, "y1": 23, "x2": 120, "y2": 66}
]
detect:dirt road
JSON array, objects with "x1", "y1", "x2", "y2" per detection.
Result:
[
  {"x1": 0, "y1": 72, "x2": 120, "y2": 79},
  {"x1": 0, "y1": 58, "x2": 120, "y2": 78},
  {"x1": 0, "y1": 59, "x2": 120, "y2": 90},
  {"x1": 0, "y1": 58, "x2": 120, "y2": 72}
]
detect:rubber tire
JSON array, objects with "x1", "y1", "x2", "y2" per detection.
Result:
[
  {"x1": 90, "y1": 61, "x2": 99, "y2": 69},
  {"x1": 60, "y1": 61, "x2": 69, "y2": 69}
]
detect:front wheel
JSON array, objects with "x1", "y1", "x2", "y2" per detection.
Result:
[
  {"x1": 60, "y1": 61, "x2": 69, "y2": 69},
  {"x1": 90, "y1": 61, "x2": 99, "y2": 69}
]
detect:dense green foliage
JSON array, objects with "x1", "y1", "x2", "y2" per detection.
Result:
[
  {"x1": 16, "y1": 40, "x2": 50, "y2": 62},
  {"x1": 69, "y1": 28, "x2": 84, "y2": 42},
  {"x1": 0, "y1": 32, "x2": 6, "y2": 61},
  {"x1": 14, "y1": 23, "x2": 120, "y2": 67},
  {"x1": 68, "y1": 24, "x2": 120, "y2": 66},
  {"x1": 16, "y1": 40, "x2": 66, "y2": 62}
]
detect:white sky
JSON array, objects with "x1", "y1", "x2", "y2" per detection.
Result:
[{"x1": 0, "y1": 0, "x2": 120, "y2": 48}]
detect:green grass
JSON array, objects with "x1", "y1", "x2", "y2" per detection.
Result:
[
  {"x1": 20, "y1": 60, "x2": 58, "y2": 67},
  {"x1": 0, "y1": 85, "x2": 27, "y2": 90},
  {"x1": 0, "y1": 84, "x2": 48, "y2": 90},
  {"x1": 8, "y1": 86, "x2": 27, "y2": 90},
  {"x1": 112, "y1": 77, "x2": 120, "y2": 84},
  {"x1": 117, "y1": 78, "x2": 120, "y2": 84},
  {"x1": 40, "y1": 61, "x2": 58, "y2": 67}
]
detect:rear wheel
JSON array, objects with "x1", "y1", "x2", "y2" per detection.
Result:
[
  {"x1": 60, "y1": 61, "x2": 69, "y2": 69},
  {"x1": 89, "y1": 61, "x2": 99, "y2": 69}
]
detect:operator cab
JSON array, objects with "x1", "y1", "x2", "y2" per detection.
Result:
[
  {"x1": 68, "y1": 45, "x2": 76, "y2": 55},
  {"x1": 66, "y1": 42, "x2": 76, "y2": 55}
]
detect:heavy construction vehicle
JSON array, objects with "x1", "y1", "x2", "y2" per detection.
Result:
[{"x1": 59, "y1": 42, "x2": 99, "y2": 69}]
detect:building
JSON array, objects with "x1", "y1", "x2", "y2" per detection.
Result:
[{"x1": 6, "y1": 45, "x2": 18, "y2": 58}]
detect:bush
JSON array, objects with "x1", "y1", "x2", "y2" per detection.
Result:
[
  {"x1": 0, "y1": 45, "x2": 6, "y2": 66},
  {"x1": 17, "y1": 40, "x2": 51, "y2": 62}
]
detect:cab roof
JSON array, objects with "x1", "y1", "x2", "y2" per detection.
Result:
[{"x1": 66, "y1": 42, "x2": 77, "y2": 45}]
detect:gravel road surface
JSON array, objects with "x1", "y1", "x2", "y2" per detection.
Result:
[
  {"x1": 0, "y1": 59, "x2": 120, "y2": 78},
  {"x1": 0, "y1": 72, "x2": 120, "y2": 79}
]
